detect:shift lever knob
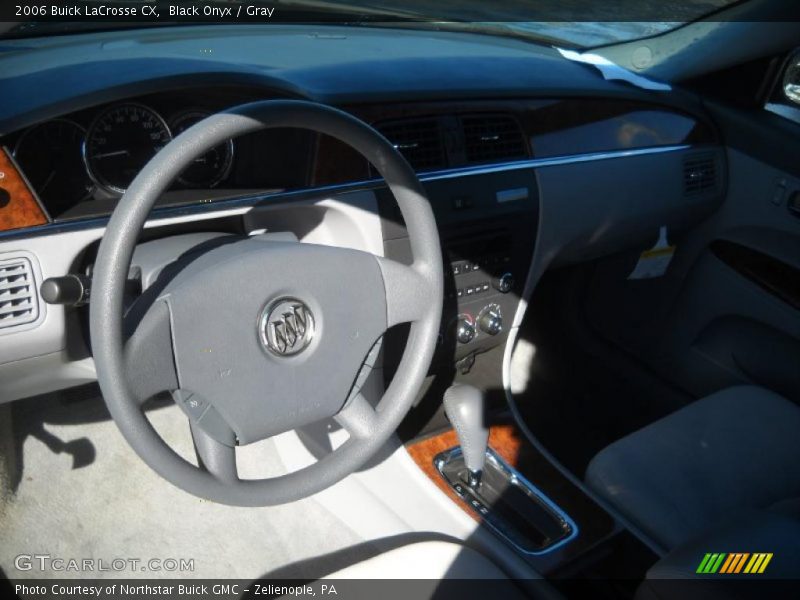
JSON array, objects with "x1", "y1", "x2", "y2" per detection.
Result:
[{"x1": 443, "y1": 384, "x2": 489, "y2": 488}]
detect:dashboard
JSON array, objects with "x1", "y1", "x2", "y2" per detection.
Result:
[
  {"x1": 0, "y1": 24, "x2": 726, "y2": 407},
  {"x1": 1, "y1": 87, "x2": 713, "y2": 226}
]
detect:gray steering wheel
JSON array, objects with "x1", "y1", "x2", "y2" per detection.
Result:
[{"x1": 90, "y1": 100, "x2": 443, "y2": 506}]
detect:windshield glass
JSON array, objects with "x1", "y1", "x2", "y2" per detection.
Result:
[{"x1": 0, "y1": 0, "x2": 743, "y2": 47}]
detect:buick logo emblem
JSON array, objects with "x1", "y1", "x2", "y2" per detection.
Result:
[{"x1": 260, "y1": 298, "x2": 315, "y2": 356}]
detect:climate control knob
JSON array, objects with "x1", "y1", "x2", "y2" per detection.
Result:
[
  {"x1": 494, "y1": 272, "x2": 515, "y2": 294},
  {"x1": 478, "y1": 304, "x2": 503, "y2": 336},
  {"x1": 456, "y1": 315, "x2": 476, "y2": 344}
]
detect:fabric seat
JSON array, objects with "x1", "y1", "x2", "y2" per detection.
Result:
[{"x1": 586, "y1": 385, "x2": 800, "y2": 551}]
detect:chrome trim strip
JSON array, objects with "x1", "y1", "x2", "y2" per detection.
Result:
[
  {"x1": 0, "y1": 144, "x2": 693, "y2": 242},
  {"x1": 435, "y1": 446, "x2": 580, "y2": 556},
  {"x1": 419, "y1": 144, "x2": 690, "y2": 181}
]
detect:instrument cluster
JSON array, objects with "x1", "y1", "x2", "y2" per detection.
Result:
[{"x1": 8, "y1": 97, "x2": 244, "y2": 219}]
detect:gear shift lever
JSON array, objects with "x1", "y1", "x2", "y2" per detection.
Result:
[{"x1": 443, "y1": 384, "x2": 489, "y2": 488}]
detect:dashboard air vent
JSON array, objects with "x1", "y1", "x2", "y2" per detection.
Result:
[
  {"x1": 462, "y1": 115, "x2": 527, "y2": 164},
  {"x1": 683, "y1": 154, "x2": 717, "y2": 195},
  {"x1": 376, "y1": 118, "x2": 446, "y2": 171},
  {"x1": 0, "y1": 256, "x2": 39, "y2": 331}
]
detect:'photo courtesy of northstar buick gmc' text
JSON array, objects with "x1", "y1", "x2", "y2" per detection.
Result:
[{"x1": 0, "y1": 1, "x2": 799, "y2": 598}]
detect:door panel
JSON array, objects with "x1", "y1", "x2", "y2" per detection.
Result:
[{"x1": 710, "y1": 240, "x2": 800, "y2": 311}]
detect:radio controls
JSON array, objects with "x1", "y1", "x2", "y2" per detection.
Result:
[
  {"x1": 454, "y1": 281, "x2": 492, "y2": 299},
  {"x1": 494, "y1": 272, "x2": 515, "y2": 294},
  {"x1": 477, "y1": 304, "x2": 503, "y2": 336},
  {"x1": 456, "y1": 314, "x2": 476, "y2": 344}
]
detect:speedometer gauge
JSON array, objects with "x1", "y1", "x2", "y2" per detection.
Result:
[
  {"x1": 83, "y1": 103, "x2": 171, "y2": 194},
  {"x1": 169, "y1": 111, "x2": 234, "y2": 188},
  {"x1": 13, "y1": 119, "x2": 94, "y2": 215}
]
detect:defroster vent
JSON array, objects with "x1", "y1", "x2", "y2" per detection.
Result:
[{"x1": 0, "y1": 256, "x2": 39, "y2": 331}]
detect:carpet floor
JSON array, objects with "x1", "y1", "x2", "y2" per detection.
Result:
[{"x1": 0, "y1": 388, "x2": 364, "y2": 580}]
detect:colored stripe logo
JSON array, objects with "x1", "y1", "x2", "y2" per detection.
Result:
[{"x1": 697, "y1": 553, "x2": 773, "y2": 574}]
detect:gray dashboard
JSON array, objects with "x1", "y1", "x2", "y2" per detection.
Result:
[{"x1": 0, "y1": 24, "x2": 704, "y2": 134}]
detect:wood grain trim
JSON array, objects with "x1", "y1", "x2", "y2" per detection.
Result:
[
  {"x1": 406, "y1": 422, "x2": 618, "y2": 574},
  {"x1": 405, "y1": 424, "x2": 525, "y2": 523},
  {"x1": 0, "y1": 147, "x2": 48, "y2": 232}
]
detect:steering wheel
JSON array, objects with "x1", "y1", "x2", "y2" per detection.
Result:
[{"x1": 90, "y1": 100, "x2": 443, "y2": 506}]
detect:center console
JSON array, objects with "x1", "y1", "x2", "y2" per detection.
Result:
[
  {"x1": 436, "y1": 446, "x2": 577, "y2": 554},
  {"x1": 387, "y1": 169, "x2": 652, "y2": 576},
  {"x1": 439, "y1": 383, "x2": 577, "y2": 556},
  {"x1": 379, "y1": 167, "x2": 538, "y2": 371}
]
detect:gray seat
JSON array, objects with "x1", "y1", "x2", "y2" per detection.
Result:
[{"x1": 586, "y1": 385, "x2": 800, "y2": 551}]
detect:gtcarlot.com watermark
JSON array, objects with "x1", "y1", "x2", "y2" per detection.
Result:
[{"x1": 14, "y1": 554, "x2": 195, "y2": 573}]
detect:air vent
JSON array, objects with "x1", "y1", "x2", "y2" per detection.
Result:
[
  {"x1": 376, "y1": 118, "x2": 446, "y2": 171},
  {"x1": 462, "y1": 114, "x2": 527, "y2": 164},
  {"x1": 0, "y1": 257, "x2": 39, "y2": 330},
  {"x1": 683, "y1": 154, "x2": 717, "y2": 195}
]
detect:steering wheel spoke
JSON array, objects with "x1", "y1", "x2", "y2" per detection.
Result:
[
  {"x1": 335, "y1": 393, "x2": 379, "y2": 440},
  {"x1": 122, "y1": 299, "x2": 179, "y2": 405},
  {"x1": 376, "y1": 257, "x2": 434, "y2": 328},
  {"x1": 190, "y1": 421, "x2": 238, "y2": 483}
]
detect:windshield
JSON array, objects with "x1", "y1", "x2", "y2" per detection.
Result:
[{"x1": 0, "y1": 0, "x2": 744, "y2": 47}]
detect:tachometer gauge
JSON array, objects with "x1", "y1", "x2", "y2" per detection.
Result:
[
  {"x1": 84, "y1": 103, "x2": 171, "y2": 194},
  {"x1": 169, "y1": 111, "x2": 234, "y2": 188},
  {"x1": 13, "y1": 119, "x2": 94, "y2": 215}
]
